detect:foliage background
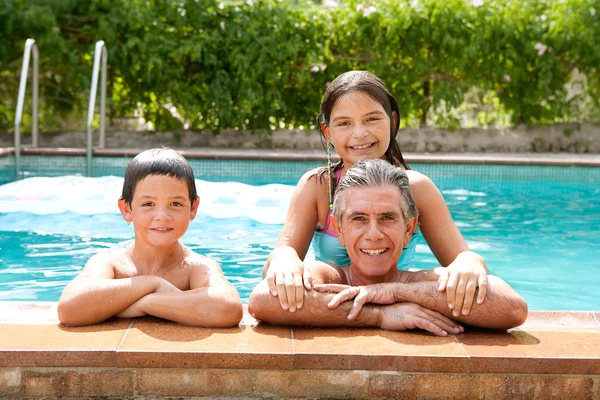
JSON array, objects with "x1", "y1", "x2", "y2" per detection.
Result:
[{"x1": 1, "y1": 0, "x2": 599, "y2": 133}]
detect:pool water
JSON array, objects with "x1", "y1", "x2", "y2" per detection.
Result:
[{"x1": 1, "y1": 167, "x2": 599, "y2": 310}]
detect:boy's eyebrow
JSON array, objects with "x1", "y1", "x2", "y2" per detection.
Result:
[
  {"x1": 331, "y1": 110, "x2": 386, "y2": 124},
  {"x1": 135, "y1": 194, "x2": 189, "y2": 200}
]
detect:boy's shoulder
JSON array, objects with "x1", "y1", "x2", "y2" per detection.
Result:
[{"x1": 182, "y1": 249, "x2": 221, "y2": 271}]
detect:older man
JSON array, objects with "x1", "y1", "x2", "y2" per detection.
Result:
[{"x1": 249, "y1": 159, "x2": 528, "y2": 336}]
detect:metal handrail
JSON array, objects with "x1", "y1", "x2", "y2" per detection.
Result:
[
  {"x1": 86, "y1": 40, "x2": 107, "y2": 177},
  {"x1": 14, "y1": 38, "x2": 39, "y2": 180}
]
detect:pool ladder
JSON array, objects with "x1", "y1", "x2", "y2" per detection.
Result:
[{"x1": 14, "y1": 39, "x2": 107, "y2": 179}]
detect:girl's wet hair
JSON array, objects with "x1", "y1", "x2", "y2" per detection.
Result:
[
  {"x1": 120, "y1": 148, "x2": 198, "y2": 206},
  {"x1": 318, "y1": 70, "x2": 409, "y2": 170}
]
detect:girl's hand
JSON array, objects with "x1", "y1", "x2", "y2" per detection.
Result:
[
  {"x1": 266, "y1": 254, "x2": 312, "y2": 313},
  {"x1": 438, "y1": 251, "x2": 489, "y2": 317}
]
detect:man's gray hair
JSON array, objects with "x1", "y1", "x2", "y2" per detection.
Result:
[{"x1": 333, "y1": 159, "x2": 419, "y2": 224}]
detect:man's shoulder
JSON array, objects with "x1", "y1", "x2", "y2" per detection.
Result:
[{"x1": 307, "y1": 261, "x2": 348, "y2": 285}]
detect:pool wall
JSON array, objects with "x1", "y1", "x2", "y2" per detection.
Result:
[
  {"x1": 0, "y1": 303, "x2": 599, "y2": 399},
  {"x1": 2, "y1": 148, "x2": 599, "y2": 398}
]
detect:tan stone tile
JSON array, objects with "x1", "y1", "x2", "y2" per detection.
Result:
[
  {"x1": 0, "y1": 368, "x2": 21, "y2": 396},
  {"x1": 370, "y1": 372, "x2": 482, "y2": 399},
  {"x1": 0, "y1": 319, "x2": 130, "y2": 367},
  {"x1": 519, "y1": 311, "x2": 600, "y2": 332},
  {"x1": 252, "y1": 370, "x2": 371, "y2": 399},
  {"x1": 482, "y1": 375, "x2": 598, "y2": 400},
  {"x1": 293, "y1": 327, "x2": 468, "y2": 373},
  {"x1": 21, "y1": 369, "x2": 135, "y2": 397},
  {"x1": 117, "y1": 315, "x2": 293, "y2": 369},
  {"x1": 137, "y1": 369, "x2": 252, "y2": 397},
  {"x1": 457, "y1": 329, "x2": 600, "y2": 374}
]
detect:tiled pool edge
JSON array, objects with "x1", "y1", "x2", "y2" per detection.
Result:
[
  {"x1": 1, "y1": 147, "x2": 600, "y2": 166},
  {"x1": 0, "y1": 303, "x2": 599, "y2": 399}
]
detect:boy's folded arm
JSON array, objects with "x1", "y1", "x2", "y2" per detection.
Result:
[
  {"x1": 134, "y1": 258, "x2": 243, "y2": 328},
  {"x1": 57, "y1": 253, "x2": 162, "y2": 326}
]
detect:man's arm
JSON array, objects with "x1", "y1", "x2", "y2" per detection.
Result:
[
  {"x1": 248, "y1": 263, "x2": 462, "y2": 336},
  {"x1": 126, "y1": 257, "x2": 243, "y2": 327},
  {"x1": 322, "y1": 269, "x2": 528, "y2": 330},
  {"x1": 57, "y1": 252, "x2": 172, "y2": 326}
]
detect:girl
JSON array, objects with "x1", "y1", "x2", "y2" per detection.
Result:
[{"x1": 263, "y1": 71, "x2": 489, "y2": 318}]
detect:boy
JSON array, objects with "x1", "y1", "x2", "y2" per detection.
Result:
[{"x1": 58, "y1": 148, "x2": 243, "y2": 327}]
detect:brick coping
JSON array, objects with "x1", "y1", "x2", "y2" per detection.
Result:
[
  {"x1": 0, "y1": 302, "x2": 599, "y2": 375},
  {"x1": 1, "y1": 147, "x2": 600, "y2": 166}
]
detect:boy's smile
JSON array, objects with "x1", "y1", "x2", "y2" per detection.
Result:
[{"x1": 119, "y1": 174, "x2": 199, "y2": 249}]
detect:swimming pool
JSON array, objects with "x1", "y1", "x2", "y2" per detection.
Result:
[{"x1": 1, "y1": 157, "x2": 599, "y2": 310}]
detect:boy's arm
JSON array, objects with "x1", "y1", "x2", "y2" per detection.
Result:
[
  {"x1": 57, "y1": 252, "x2": 173, "y2": 326},
  {"x1": 248, "y1": 262, "x2": 461, "y2": 336},
  {"x1": 130, "y1": 257, "x2": 243, "y2": 327}
]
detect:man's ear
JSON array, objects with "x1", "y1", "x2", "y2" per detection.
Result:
[
  {"x1": 331, "y1": 215, "x2": 345, "y2": 247},
  {"x1": 404, "y1": 217, "x2": 418, "y2": 245},
  {"x1": 118, "y1": 199, "x2": 132, "y2": 223},
  {"x1": 190, "y1": 197, "x2": 200, "y2": 220},
  {"x1": 321, "y1": 123, "x2": 331, "y2": 142}
]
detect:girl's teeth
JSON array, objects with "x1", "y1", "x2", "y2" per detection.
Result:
[{"x1": 353, "y1": 143, "x2": 372, "y2": 150}]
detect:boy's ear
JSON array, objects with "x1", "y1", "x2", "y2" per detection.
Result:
[
  {"x1": 403, "y1": 217, "x2": 418, "y2": 246},
  {"x1": 331, "y1": 215, "x2": 345, "y2": 247},
  {"x1": 189, "y1": 197, "x2": 200, "y2": 220},
  {"x1": 118, "y1": 199, "x2": 132, "y2": 223},
  {"x1": 321, "y1": 123, "x2": 332, "y2": 142}
]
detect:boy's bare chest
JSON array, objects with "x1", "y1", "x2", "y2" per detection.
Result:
[{"x1": 112, "y1": 262, "x2": 192, "y2": 290}]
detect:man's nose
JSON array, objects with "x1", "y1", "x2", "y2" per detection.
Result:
[{"x1": 365, "y1": 220, "x2": 384, "y2": 240}]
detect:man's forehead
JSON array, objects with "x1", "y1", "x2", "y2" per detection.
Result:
[{"x1": 343, "y1": 185, "x2": 403, "y2": 215}]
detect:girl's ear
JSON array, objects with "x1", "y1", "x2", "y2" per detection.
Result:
[
  {"x1": 189, "y1": 197, "x2": 200, "y2": 220},
  {"x1": 118, "y1": 199, "x2": 132, "y2": 223},
  {"x1": 321, "y1": 123, "x2": 332, "y2": 142}
]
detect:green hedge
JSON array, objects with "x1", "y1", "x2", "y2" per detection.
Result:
[{"x1": 1, "y1": 0, "x2": 599, "y2": 132}]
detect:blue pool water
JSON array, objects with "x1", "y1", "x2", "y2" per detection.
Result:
[{"x1": 0, "y1": 163, "x2": 599, "y2": 310}]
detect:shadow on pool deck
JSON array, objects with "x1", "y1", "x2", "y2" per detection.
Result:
[{"x1": 0, "y1": 302, "x2": 599, "y2": 399}]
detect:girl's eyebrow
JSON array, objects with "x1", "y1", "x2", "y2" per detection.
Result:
[{"x1": 331, "y1": 110, "x2": 385, "y2": 124}]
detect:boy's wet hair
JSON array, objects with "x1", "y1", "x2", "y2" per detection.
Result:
[
  {"x1": 120, "y1": 148, "x2": 198, "y2": 206},
  {"x1": 318, "y1": 70, "x2": 409, "y2": 170}
]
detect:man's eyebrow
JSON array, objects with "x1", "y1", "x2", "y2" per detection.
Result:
[{"x1": 347, "y1": 211, "x2": 368, "y2": 218}]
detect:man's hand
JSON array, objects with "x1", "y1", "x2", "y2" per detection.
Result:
[
  {"x1": 438, "y1": 252, "x2": 489, "y2": 317},
  {"x1": 314, "y1": 283, "x2": 463, "y2": 336},
  {"x1": 265, "y1": 257, "x2": 312, "y2": 313},
  {"x1": 314, "y1": 283, "x2": 397, "y2": 320},
  {"x1": 379, "y1": 303, "x2": 462, "y2": 336}
]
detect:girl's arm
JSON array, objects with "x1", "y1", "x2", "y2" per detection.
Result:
[
  {"x1": 261, "y1": 169, "x2": 323, "y2": 312},
  {"x1": 407, "y1": 170, "x2": 489, "y2": 317}
]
